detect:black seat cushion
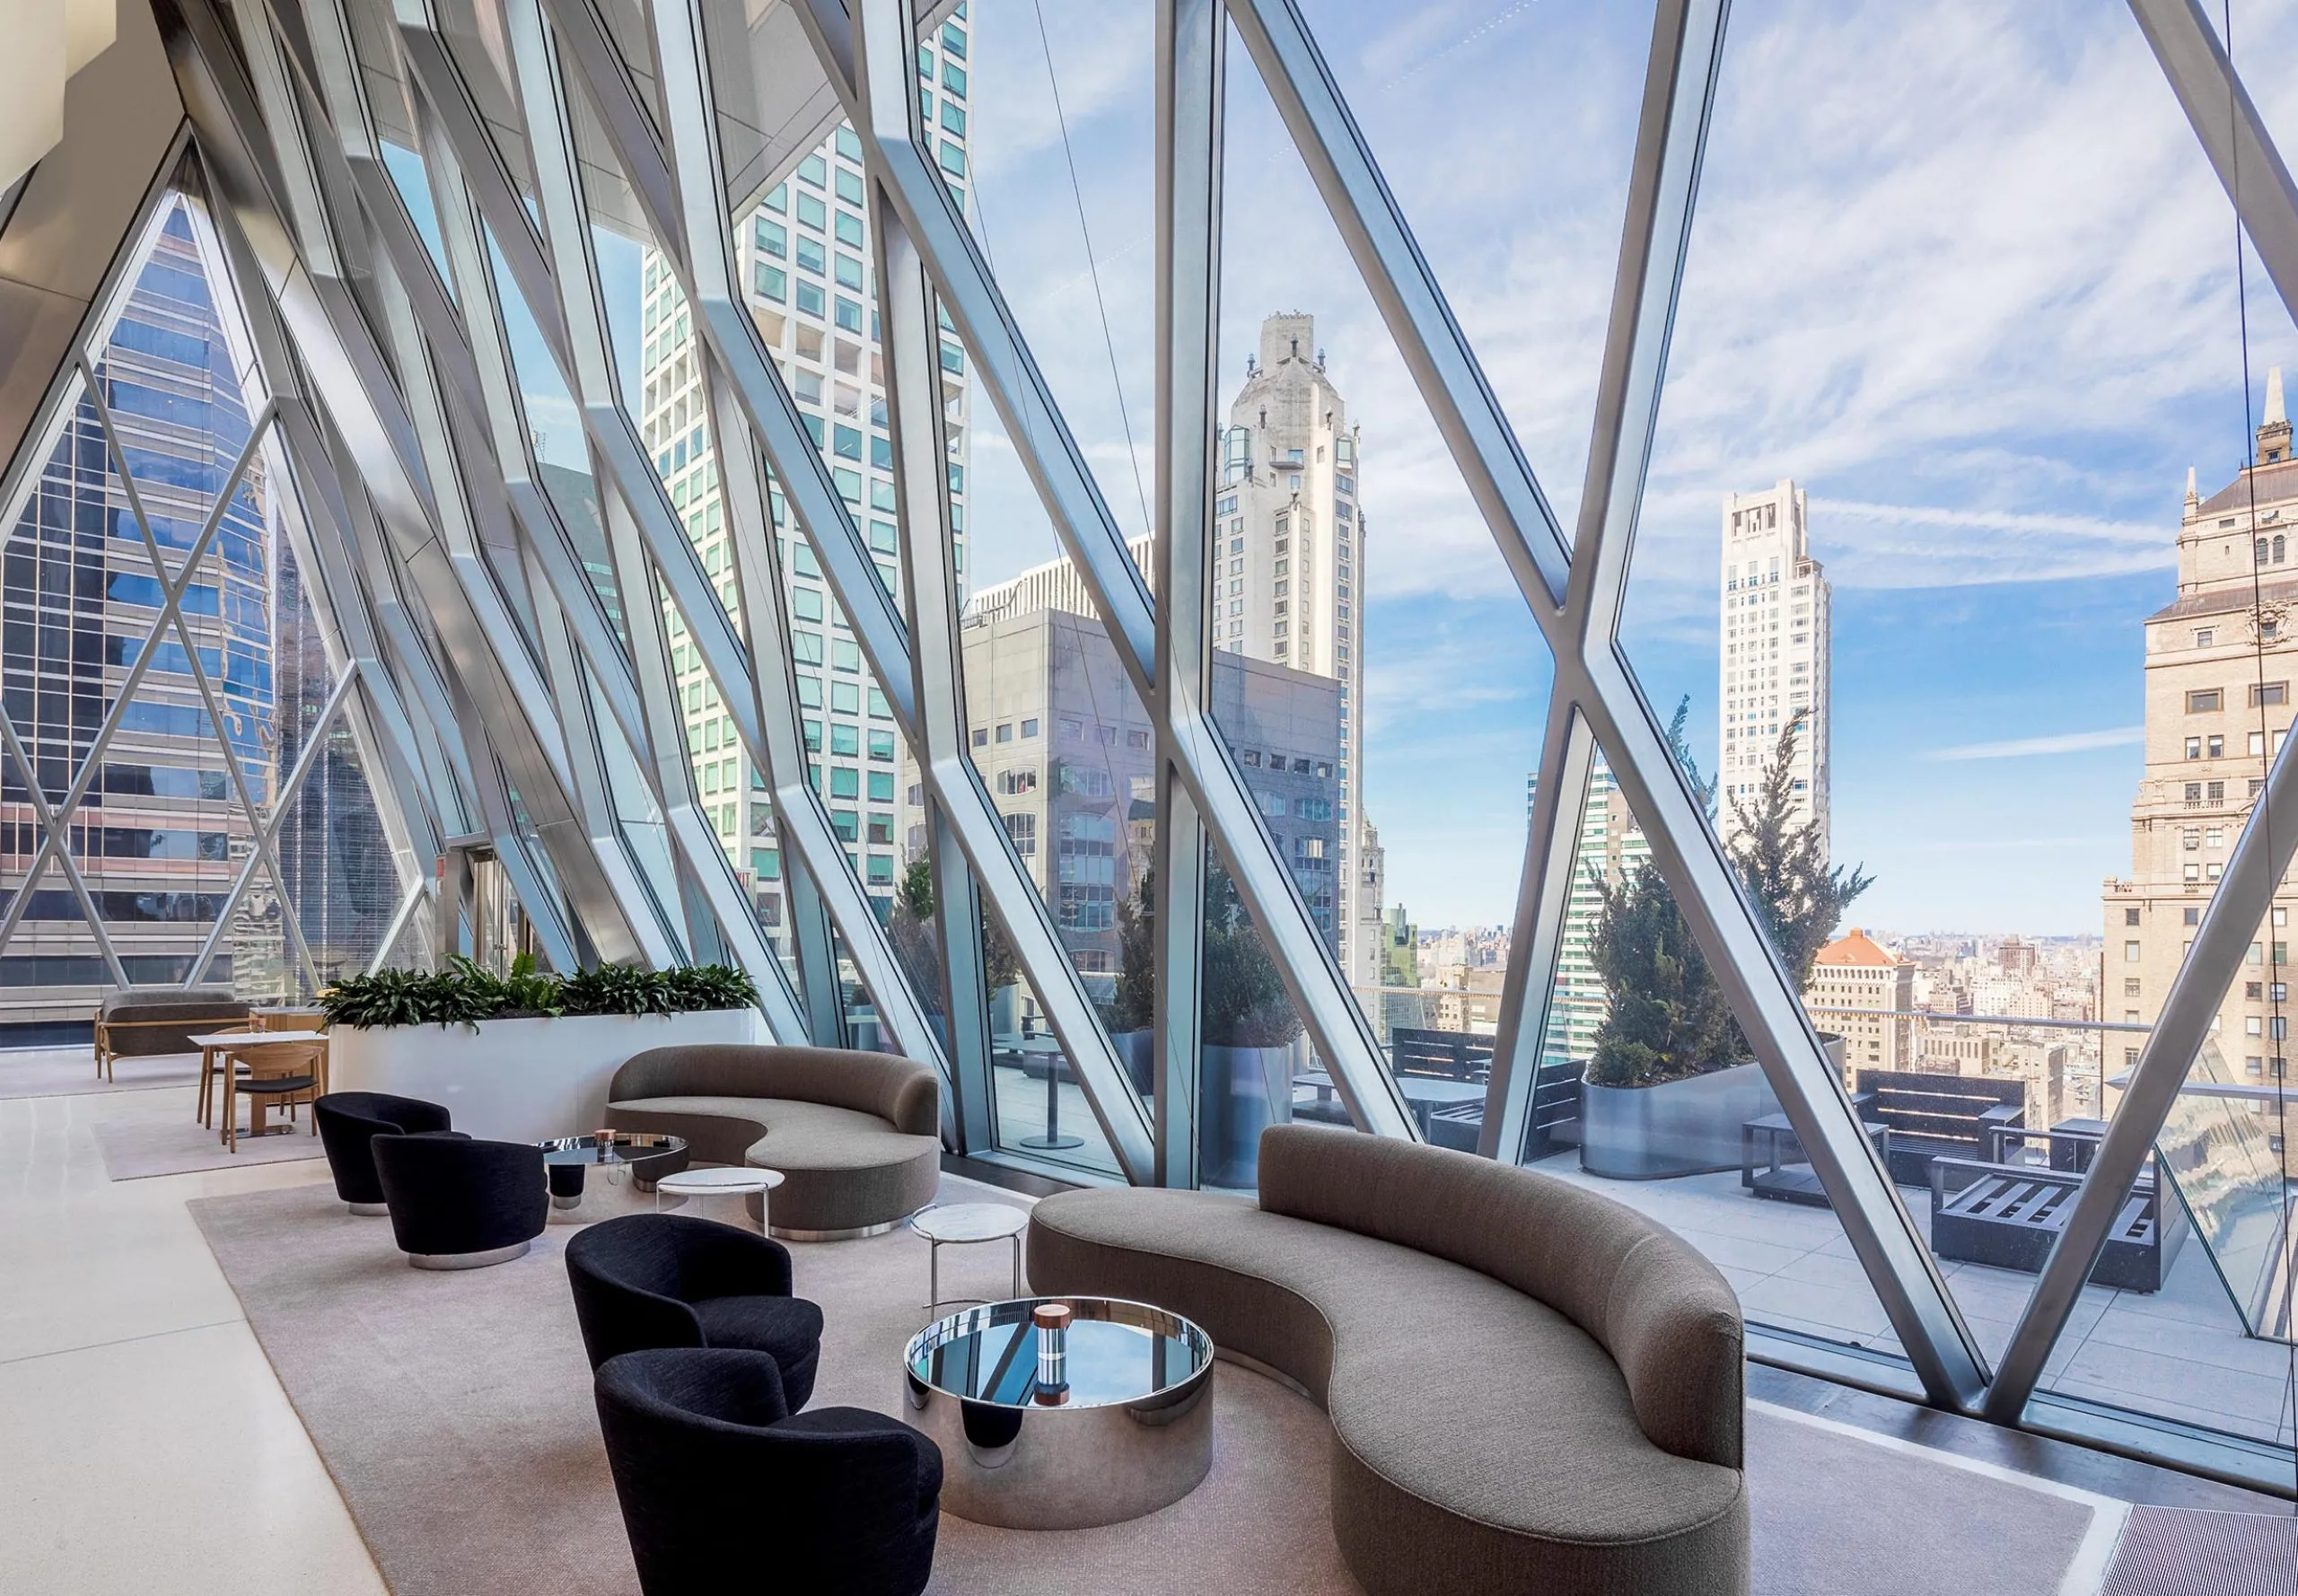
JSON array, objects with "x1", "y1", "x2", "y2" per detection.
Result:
[
  {"x1": 692, "y1": 1295, "x2": 824, "y2": 1405},
  {"x1": 316, "y1": 1093, "x2": 453, "y2": 1207},
  {"x1": 566, "y1": 1214, "x2": 822, "y2": 1409},
  {"x1": 593, "y1": 1347, "x2": 940, "y2": 1596},
  {"x1": 371, "y1": 1134, "x2": 547, "y2": 1259}
]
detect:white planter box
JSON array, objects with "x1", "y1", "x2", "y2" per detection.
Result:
[{"x1": 327, "y1": 1009, "x2": 762, "y2": 1144}]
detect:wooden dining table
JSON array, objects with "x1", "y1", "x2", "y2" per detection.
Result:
[{"x1": 190, "y1": 1029, "x2": 329, "y2": 1146}]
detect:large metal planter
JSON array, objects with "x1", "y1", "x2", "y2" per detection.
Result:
[
  {"x1": 1579, "y1": 1037, "x2": 1844, "y2": 1179},
  {"x1": 328, "y1": 1009, "x2": 762, "y2": 1143},
  {"x1": 1200, "y1": 1042, "x2": 1297, "y2": 1188},
  {"x1": 1580, "y1": 1061, "x2": 1780, "y2": 1179}
]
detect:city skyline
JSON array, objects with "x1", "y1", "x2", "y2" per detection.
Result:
[{"x1": 953, "y1": 0, "x2": 2298, "y2": 937}]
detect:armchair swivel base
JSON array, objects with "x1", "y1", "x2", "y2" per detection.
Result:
[{"x1": 410, "y1": 1239, "x2": 532, "y2": 1270}]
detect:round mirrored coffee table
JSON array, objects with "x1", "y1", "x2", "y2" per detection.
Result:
[
  {"x1": 538, "y1": 1132, "x2": 687, "y2": 1209},
  {"x1": 655, "y1": 1164, "x2": 784, "y2": 1233},
  {"x1": 902, "y1": 1296, "x2": 1214, "y2": 1529}
]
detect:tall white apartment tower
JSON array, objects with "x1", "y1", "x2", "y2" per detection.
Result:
[
  {"x1": 636, "y1": 17, "x2": 974, "y2": 930},
  {"x1": 1718, "y1": 480, "x2": 1830, "y2": 855},
  {"x1": 1215, "y1": 313, "x2": 1377, "y2": 982}
]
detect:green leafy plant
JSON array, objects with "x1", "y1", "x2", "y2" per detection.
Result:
[
  {"x1": 1585, "y1": 704, "x2": 1869, "y2": 1088},
  {"x1": 1106, "y1": 864, "x2": 1301, "y2": 1048},
  {"x1": 885, "y1": 857, "x2": 948, "y2": 1019},
  {"x1": 1105, "y1": 867, "x2": 1157, "y2": 1035},
  {"x1": 1202, "y1": 864, "x2": 1303, "y2": 1049},
  {"x1": 318, "y1": 960, "x2": 757, "y2": 1030},
  {"x1": 558, "y1": 962, "x2": 672, "y2": 1017}
]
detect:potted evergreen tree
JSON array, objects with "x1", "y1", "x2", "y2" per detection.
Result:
[
  {"x1": 1109, "y1": 860, "x2": 1303, "y2": 1184},
  {"x1": 1199, "y1": 863, "x2": 1306, "y2": 1188},
  {"x1": 1106, "y1": 869, "x2": 1157, "y2": 1094},
  {"x1": 1579, "y1": 706, "x2": 1866, "y2": 1178}
]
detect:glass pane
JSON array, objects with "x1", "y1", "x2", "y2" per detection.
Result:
[
  {"x1": 946, "y1": 315, "x2": 1156, "y2": 1154},
  {"x1": 1198, "y1": 842, "x2": 1321, "y2": 1192},
  {"x1": 274, "y1": 708, "x2": 401, "y2": 990},
  {"x1": 1287, "y1": 0, "x2": 1653, "y2": 536},
  {"x1": 379, "y1": 140, "x2": 456, "y2": 303},
  {"x1": 960, "y1": 0, "x2": 1155, "y2": 546},
  {"x1": 1520, "y1": 750, "x2": 1900, "y2": 1355},
  {"x1": 983, "y1": 910, "x2": 1124, "y2": 1180},
  {"x1": 1606, "y1": 0, "x2": 2296, "y2": 1443},
  {"x1": 1211, "y1": 22, "x2": 1557, "y2": 1183},
  {"x1": 574, "y1": 108, "x2": 929, "y2": 1030},
  {"x1": 0, "y1": 193, "x2": 296, "y2": 1015}
]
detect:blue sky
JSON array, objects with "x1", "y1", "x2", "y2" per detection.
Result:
[{"x1": 958, "y1": 0, "x2": 2298, "y2": 936}]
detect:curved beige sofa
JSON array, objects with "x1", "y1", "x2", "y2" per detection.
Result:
[
  {"x1": 1027, "y1": 1124, "x2": 1748, "y2": 1596},
  {"x1": 604, "y1": 1045, "x2": 941, "y2": 1239}
]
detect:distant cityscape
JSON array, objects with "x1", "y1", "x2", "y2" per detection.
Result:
[{"x1": 1376, "y1": 375, "x2": 2298, "y2": 1156}]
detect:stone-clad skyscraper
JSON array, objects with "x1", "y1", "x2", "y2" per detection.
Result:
[
  {"x1": 1719, "y1": 479, "x2": 1830, "y2": 855},
  {"x1": 2106, "y1": 368, "x2": 2298, "y2": 1133},
  {"x1": 1216, "y1": 313, "x2": 1378, "y2": 986}
]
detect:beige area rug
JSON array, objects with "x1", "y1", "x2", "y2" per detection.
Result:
[
  {"x1": 0, "y1": 1045, "x2": 201, "y2": 1100},
  {"x1": 96, "y1": 1108, "x2": 326, "y2": 1179},
  {"x1": 188, "y1": 1176, "x2": 2146, "y2": 1596},
  {"x1": 2101, "y1": 1505, "x2": 2298, "y2": 1596}
]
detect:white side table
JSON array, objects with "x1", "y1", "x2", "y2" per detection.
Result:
[
  {"x1": 655, "y1": 1165, "x2": 784, "y2": 1234},
  {"x1": 909, "y1": 1202, "x2": 1031, "y2": 1311}
]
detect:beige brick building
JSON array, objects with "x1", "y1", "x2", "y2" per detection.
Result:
[
  {"x1": 2104, "y1": 370, "x2": 2298, "y2": 1111},
  {"x1": 1807, "y1": 928, "x2": 1913, "y2": 1080}
]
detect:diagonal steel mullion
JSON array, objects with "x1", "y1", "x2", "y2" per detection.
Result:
[
  {"x1": 789, "y1": 0, "x2": 1411, "y2": 1140},
  {"x1": 1226, "y1": 0, "x2": 1570, "y2": 617},
  {"x1": 180, "y1": 0, "x2": 583, "y2": 829},
  {"x1": 491, "y1": 0, "x2": 931, "y2": 1049},
  {"x1": 1488, "y1": 0, "x2": 1726, "y2": 1153},
  {"x1": 186, "y1": 667, "x2": 360, "y2": 985},
  {"x1": 110, "y1": 437, "x2": 327, "y2": 995},
  {"x1": 367, "y1": 873, "x2": 430, "y2": 975},
  {"x1": 273, "y1": 394, "x2": 467, "y2": 843},
  {"x1": 1234, "y1": 0, "x2": 1994, "y2": 1405},
  {"x1": 646, "y1": 0, "x2": 954, "y2": 1073},
  {"x1": 525, "y1": 0, "x2": 917, "y2": 726},
  {"x1": 169, "y1": 0, "x2": 631, "y2": 968},
  {"x1": 195, "y1": 166, "x2": 475, "y2": 846},
  {"x1": 874, "y1": 187, "x2": 1147, "y2": 1159},
  {"x1": 1480, "y1": 689, "x2": 1593, "y2": 1161},
  {"x1": 852, "y1": 0, "x2": 1147, "y2": 1170},
  {"x1": 403, "y1": 52, "x2": 816, "y2": 1022},
  {"x1": 559, "y1": 0, "x2": 1231, "y2": 1131},
  {"x1": 0, "y1": 712, "x2": 131, "y2": 989},
  {"x1": 77, "y1": 376, "x2": 312, "y2": 989},
  {"x1": 1987, "y1": 0, "x2": 2298, "y2": 1422},
  {"x1": 0, "y1": 371, "x2": 283, "y2": 954}
]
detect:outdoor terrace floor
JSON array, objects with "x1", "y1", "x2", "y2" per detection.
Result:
[{"x1": 1530, "y1": 1151, "x2": 2297, "y2": 1448}]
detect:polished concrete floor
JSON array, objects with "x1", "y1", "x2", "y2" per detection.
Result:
[
  {"x1": 1532, "y1": 1152, "x2": 2298, "y2": 1448},
  {"x1": 0, "y1": 1076, "x2": 388, "y2": 1594}
]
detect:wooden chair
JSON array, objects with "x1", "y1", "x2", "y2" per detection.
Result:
[{"x1": 222, "y1": 1039, "x2": 326, "y2": 1152}]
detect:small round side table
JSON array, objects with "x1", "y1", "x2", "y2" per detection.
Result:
[
  {"x1": 655, "y1": 1165, "x2": 784, "y2": 1234},
  {"x1": 909, "y1": 1202, "x2": 1031, "y2": 1311}
]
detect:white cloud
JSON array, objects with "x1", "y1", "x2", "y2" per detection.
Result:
[
  {"x1": 1927, "y1": 726, "x2": 2145, "y2": 761},
  {"x1": 953, "y1": 0, "x2": 2298, "y2": 927}
]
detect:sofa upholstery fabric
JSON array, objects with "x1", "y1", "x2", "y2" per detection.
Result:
[
  {"x1": 370, "y1": 1134, "x2": 547, "y2": 1262},
  {"x1": 606, "y1": 1047, "x2": 941, "y2": 1233},
  {"x1": 593, "y1": 1346, "x2": 941, "y2": 1596},
  {"x1": 315, "y1": 1092, "x2": 453, "y2": 1207},
  {"x1": 566, "y1": 1214, "x2": 823, "y2": 1409},
  {"x1": 96, "y1": 990, "x2": 250, "y2": 1058},
  {"x1": 1026, "y1": 1124, "x2": 1749, "y2": 1596}
]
